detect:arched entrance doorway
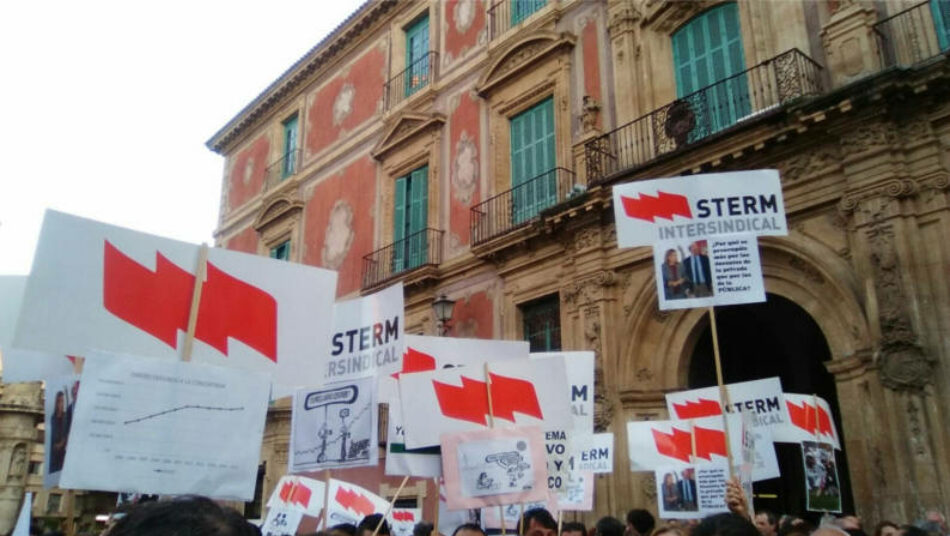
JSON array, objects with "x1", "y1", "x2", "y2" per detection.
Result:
[{"x1": 688, "y1": 293, "x2": 854, "y2": 518}]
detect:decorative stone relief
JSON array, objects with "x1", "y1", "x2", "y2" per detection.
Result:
[
  {"x1": 452, "y1": 131, "x2": 479, "y2": 205},
  {"x1": 839, "y1": 122, "x2": 899, "y2": 158},
  {"x1": 562, "y1": 270, "x2": 617, "y2": 309},
  {"x1": 584, "y1": 308, "x2": 613, "y2": 432},
  {"x1": 788, "y1": 256, "x2": 825, "y2": 285},
  {"x1": 5, "y1": 444, "x2": 25, "y2": 483},
  {"x1": 778, "y1": 146, "x2": 840, "y2": 182},
  {"x1": 640, "y1": 473, "x2": 657, "y2": 502},
  {"x1": 496, "y1": 42, "x2": 547, "y2": 77},
  {"x1": 321, "y1": 200, "x2": 355, "y2": 270},
  {"x1": 905, "y1": 398, "x2": 926, "y2": 456},
  {"x1": 573, "y1": 226, "x2": 602, "y2": 253},
  {"x1": 580, "y1": 96, "x2": 601, "y2": 133},
  {"x1": 454, "y1": 0, "x2": 476, "y2": 33}
]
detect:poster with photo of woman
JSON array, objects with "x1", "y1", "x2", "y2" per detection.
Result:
[{"x1": 44, "y1": 374, "x2": 80, "y2": 488}]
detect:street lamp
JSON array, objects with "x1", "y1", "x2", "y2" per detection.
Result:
[{"x1": 432, "y1": 294, "x2": 456, "y2": 336}]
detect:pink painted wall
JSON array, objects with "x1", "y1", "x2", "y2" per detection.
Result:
[
  {"x1": 451, "y1": 290, "x2": 494, "y2": 339},
  {"x1": 226, "y1": 226, "x2": 258, "y2": 255},
  {"x1": 302, "y1": 155, "x2": 376, "y2": 297},
  {"x1": 447, "y1": 91, "x2": 480, "y2": 251},
  {"x1": 305, "y1": 46, "x2": 386, "y2": 159},
  {"x1": 227, "y1": 135, "x2": 270, "y2": 212},
  {"x1": 444, "y1": 0, "x2": 486, "y2": 66}
]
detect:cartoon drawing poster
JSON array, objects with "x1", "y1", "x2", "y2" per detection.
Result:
[
  {"x1": 290, "y1": 376, "x2": 378, "y2": 472},
  {"x1": 441, "y1": 427, "x2": 548, "y2": 510}
]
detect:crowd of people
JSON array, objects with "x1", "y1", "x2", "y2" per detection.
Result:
[{"x1": 75, "y1": 477, "x2": 946, "y2": 536}]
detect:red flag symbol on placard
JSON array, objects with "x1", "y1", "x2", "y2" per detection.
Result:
[
  {"x1": 672, "y1": 398, "x2": 722, "y2": 419},
  {"x1": 652, "y1": 425, "x2": 727, "y2": 462},
  {"x1": 787, "y1": 400, "x2": 834, "y2": 438},
  {"x1": 103, "y1": 241, "x2": 278, "y2": 361},
  {"x1": 620, "y1": 191, "x2": 692, "y2": 222},
  {"x1": 693, "y1": 426, "x2": 728, "y2": 460},
  {"x1": 432, "y1": 373, "x2": 544, "y2": 426},
  {"x1": 391, "y1": 511, "x2": 415, "y2": 522},
  {"x1": 391, "y1": 347, "x2": 437, "y2": 379},
  {"x1": 279, "y1": 481, "x2": 312, "y2": 507},
  {"x1": 335, "y1": 487, "x2": 375, "y2": 516}
]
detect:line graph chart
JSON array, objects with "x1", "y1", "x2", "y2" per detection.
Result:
[{"x1": 123, "y1": 405, "x2": 245, "y2": 425}]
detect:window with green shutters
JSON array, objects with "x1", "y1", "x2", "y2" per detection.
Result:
[
  {"x1": 511, "y1": 0, "x2": 547, "y2": 26},
  {"x1": 269, "y1": 240, "x2": 290, "y2": 261},
  {"x1": 281, "y1": 114, "x2": 298, "y2": 179},
  {"x1": 510, "y1": 97, "x2": 556, "y2": 225},
  {"x1": 405, "y1": 15, "x2": 430, "y2": 97},
  {"x1": 393, "y1": 165, "x2": 428, "y2": 272},
  {"x1": 933, "y1": 0, "x2": 950, "y2": 51},
  {"x1": 671, "y1": 2, "x2": 749, "y2": 141},
  {"x1": 521, "y1": 295, "x2": 561, "y2": 352}
]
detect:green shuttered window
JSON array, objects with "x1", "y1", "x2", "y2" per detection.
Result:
[
  {"x1": 511, "y1": 0, "x2": 547, "y2": 26},
  {"x1": 393, "y1": 165, "x2": 428, "y2": 272},
  {"x1": 521, "y1": 295, "x2": 561, "y2": 352},
  {"x1": 270, "y1": 240, "x2": 290, "y2": 261},
  {"x1": 933, "y1": 0, "x2": 950, "y2": 51},
  {"x1": 281, "y1": 114, "x2": 298, "y2": 179},
  {"x1": 510, "y1": 97, "x2": 556, "y2": 225},
  {"x1": 405, "y1": 15, "x2": 430, "y2": 97}
]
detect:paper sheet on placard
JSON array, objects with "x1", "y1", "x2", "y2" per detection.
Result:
[
  {"x1": 3, "y1": 348, "x2": 76, "y2": 384},
  {"x1": 13, "y1": 210, "x2": 337, "y2": 396},
  {"x1": 555, "y1": 470, "x2": 594, "y2": 511},
  {"x1": 530, "y1": 351, "x2": 594, "y2": 433},
  {"x1": 389, "y1": 508, "x2": 422, "y2": 536},
  {"x1": 571, "y1": 433, "x2": 614, "y2": 473},
  {"x1": 325, "y1": 478, "x2": 390, "y2": 526},
  {"x1": 612, "y1": 170, "x2": 787, "y2": 248},
  {"x1": 266, "y1": 475, "x2": 326, "y2": 518},
  {"x1": 773, "y1": 393, "x2": 840, "y2": 449},
  {"x1": 481, "y1": 499, "x2": 557, "y2": 529},
  {"x1": 654, "y1": 234, "x2": 765, "y2": 310},
  {"x1": 261, "y1": 507, "x2": 303, "y2": 536},
  {"x1": 666, "y1": 377, "x2": 788, "y2": 434},
  {"x1": 0, "y1": 276, "x2": 26, "y2": 347},
  {"x1": 384, "y1": 394, "x2": 442, "y2": 477},
  {"x1": 59, "y1": 351, "x2": 269, "y2": 500},
  {"x1": 325, "y1": 283, "x2": 404, "y2": 383},
  {"x1": 802, "y1": 440, "x2": 842, "y2": 513},
  {"x1": 438, "y1": 482, "x2": 478, "y2": 536},
  {"x1": 399, "y1": 356, "x2": 571, "y2": 449},
  {"x1": 441, "y1": 426, "x2": 549, "y2": 510},
  {"x1": 290, "y1": 376, "x2": 377, "y2": 472},
  {"x1": 44, "y1": 374, "x2": 80, "y2": 488},
  {"x1": 654, "y1": 462, "x2": 729, "y2": 519}
]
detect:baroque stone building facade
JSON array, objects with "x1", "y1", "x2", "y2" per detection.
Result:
[{"x1": 208, "y1": 0, "x2": 950, "y2": 525}]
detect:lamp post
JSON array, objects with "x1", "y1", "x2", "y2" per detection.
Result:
[{"x1": 432, "y1": 294, "x2": 456, "y2": 336}]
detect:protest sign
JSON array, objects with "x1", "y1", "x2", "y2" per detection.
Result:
[
  {"x1": 654, "y1": 462, "x2": 729, "y2": 519},
  {"x1": 384, "y1": 395, "x2": 441, "y2": 477},
  {"x1": 325, "y1": 283, "x2": 404, "y2": 382},
  {"x1": 654, "y1": 234, "x2": 765, "y2": 310},
  {"x1": 572, "y1": 433, "x2": 614, "y2": 474},
  {"x1": 739, "y1": 411, "x2": 756, "y2": 518},
  {"x1": 438, "y1": 482, "x2": 478, "y2": 536},
  {"x1": 774, "y1": 393, "x2": 841, "y2": 449},
  {"x1": 802, "y1": 441, "x2": 842, "y2": 513},
  {"x1": 612, "y1": 170, "x2": 786, "y2": 248},
  {"x1": 13, "y1": 210, "x2": 337, "y2": 395},
  {"x1": 666, "y1": 377, "x2": 788, "y2": 432},
  {"x1": 481, "y1": 499, "x2": 556, "y2": 529},
  {"x1": 291, "y1": 376, "x2": 377, "y2": 472},
  {"x1": 261, "y1": 507, "x2": 303, "y2": 536},
  {"x1": 530, "y1": 351, "x2": 594, "y2": 433},
  {"x1": 441, "y1": 426, "x2": 549, "y2": 510},
  {"x1": 59, "y1": 351, "x2": 270, "y2": 500},
  {"x1": 326, "y1": 479, "x2": 390, "y2": 526},
  {"x1": 12, "y1": 492, "x2": 30, "y2": 536},
  {"x1": 266, "y1": 475, "x2": 326, "y2": 517},
  {"x1": 543, "y1": 429, "x2": 572, "y2": 495},
  {"x1": 2, "y1": 349, "x2": 75, "y2": 384},
  {"x1": 44, "y1": 374, "x2": 80, "y2": 488},
  {"x1": 388, "y1": 508, "x2": 422, "y2": 536},
  {"x1": 400, "y1": 357, "x2": 571, "y2": 449},
  {"x1": 0, "y1": 276, "x2": 26, "y2": 347},
  {"x1": 555, "y1": 470, "x2": 594, "y2": 511}
]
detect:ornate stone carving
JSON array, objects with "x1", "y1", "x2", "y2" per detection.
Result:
[
  {"x1": 897, "y1": 117, "x2": 931, "y2": 146},
  {"x1": 562, "y1": 270, "x2": 617, "y2": 308},
  {"x1": 640, "y1": 473, "x2": 657, "y2": 501},
  {"x1": 788, "y1": 256, "x2": 825, "y2": 285},
  {"x1": 778, "y1": 146, "x2": 840, "y2": 182},
  {"x1": 573, "y1": 226, "x2": 601, "y2": 252},
  {"x1": 837, "y1": 179, "x2": 917, "y2": 219},
  {"x1": 496, "y1": 42, "x2": 547, "y2": 78},
  {"x1": 905, "y1": 398, "x2": 926, "y2": 456},
  {"x1": 607, "y1": 1, "x2": 641, "y2": 36},
  {"x1": 839, "y1": 122, "x2": 899, "y2": 158},
  {"x1": 635, "y1": 368, "x2": 654, "y2": 382},
  {"x1": 332, "y1": 82, "x2": 356, "y2": 127},
  {"x1": 580, "y1": 95, "x2": 601, "y2": 133}
]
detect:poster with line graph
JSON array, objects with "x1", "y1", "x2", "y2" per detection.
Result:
[
  {"x1": 290, "y1": 376, "x2": 377, "y2": 472},
  {"x1": 59, "y1": 350, "x2": 270, "y2": 500}
]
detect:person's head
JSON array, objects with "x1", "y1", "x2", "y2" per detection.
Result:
[
  {"x1": 359, "y1": 514, "x2": 390, "y2": 536},
  {"x1": 917, "y1": 512, "x2": 947, "y2": 536},
  {"x1": 692, "y1": 513, "x2": 759, "y2": 536},
  {"x1": 105, "y1": 495, "x2": 260, "y2": 536},
  {"x1": 651, "y1": 525, "x2": 685, "y2": 536},
  {"x1": 54, "y1": 392, "x2": 65, "y2": 415},
  {"x1": 754, "y1": 511, "x2": 777, "y2": 536},
  {"x1": 521, "y1": 508, "x2": 557, "y2": 536},
  {"x1": 596, "y1": 518, "x2": 625, "y2": 536},
  {"x1": 777, "y1": 517, "x2": 811, "y2": 536},
  {"x1": 689, "y1": 242, "x2": 700, "y2": 255},
  {"x1": 873, "y1": 522, "x2": 900, "y2": 536},
  {"x1": 413, "y1": 522, "x2": 434, "y2": 536},
  {"x1": 563, "y1": 522, "x2": 587, "y2": 536},
  {"x1": 626, "y1": 509, "x2": 655, "y2": 536},
  {"x1": 682, "y1": 468, "x2": 695, "y2": 480},
  {"x1": 330, "y1": 523, "x2": 358, "y2": 536},
  {"x1": 665, "y1": 249, "x2": 678, "y2": 265},
  {"x1": 453, "y1": 523, "x2": 486, "y2": 536},
  {"x1": 664, "y1": 472, "x2": 676, "y2": 486}
]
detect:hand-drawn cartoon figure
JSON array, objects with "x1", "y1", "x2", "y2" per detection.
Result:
[
  {"x1": 476, "y1": 472, "x2": 494, "y2": 490},
  {"x1": 485, "y1": 451, "x2": 531, "y2": 488}
]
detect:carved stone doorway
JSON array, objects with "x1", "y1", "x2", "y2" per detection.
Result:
[{"x1": 687, "y1": 293, "x2": 854, "y2": 519}]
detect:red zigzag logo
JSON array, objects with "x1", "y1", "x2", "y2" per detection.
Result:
[
  {"x1": 432, "y1": 373, "x2": 543, "y2": 426},
  {"x1": 620, "y1": 191, "x2": 692, "y2": 222},
  {"x1": 335, "y1": 487, "x2": 375, "y2": 516}
]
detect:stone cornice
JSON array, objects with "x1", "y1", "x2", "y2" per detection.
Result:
[{"x1": 205, "y1": 0, "x2": 398, "y2": 155}]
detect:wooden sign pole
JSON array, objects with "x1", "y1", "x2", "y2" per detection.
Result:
[
  {"x1": 181, "y1": 243, "x2": 209, "y2": 362},
  {"x1": 432, "y1": 478, "x2": 441, "y2": 535},
  {"x1": 373, "y1": 475, "x2": 410, "y2": 536},
  {"x1": 708, "y1": 307, "x2": 735, "y2": 476},
  {"x1": 323, "y1": 469, "x2": 332, "y2": 530},
  {"x1": 483, "y1": 363, "x2": 505, "y2": 536}
]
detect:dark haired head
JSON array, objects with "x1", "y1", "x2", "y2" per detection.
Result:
[
  {"x1": 563, "y1": 522, "x2": 587, "y2": 535},
  {"x1": 359, "y1": 514, "x2": 390, "y2": 536},
  {"x1": 453, "y1": 523, "x2": 486, "y2": 536},
  {"x1": 413, "y1": 522, "x2": 434, "y2": 536},
  {"x1": 106, "y1": 495, "x2": 260, "y2": 536},
  {"x1": 596, "y1": 517, "x2": 625, "y2": 536},
  {"x1": 522, "y1": 508, "x2": 557, "y2": 536},
  {"x1": 626, "y1": 510, "x2": 656, "y2": 536},
  {"x1": 692, "y1": 513, "x2": 759, "y2": 536},
  {"x1": 331, "y1": 523, "x2": 358, "y2": 536}
]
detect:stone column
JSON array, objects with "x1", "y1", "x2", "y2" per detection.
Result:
[
  {"x1": 606, "y1": 0, "x2": 642, "y2": 127},
  {"x1": 820, "y1": 1, "x2": 881, "y2": 88},
  {"x1": 0, "y1": 382, "x2": 43, "y2": 535}
]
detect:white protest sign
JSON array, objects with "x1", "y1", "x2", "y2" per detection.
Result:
[
  {"x1": 266, "y1": 475, "x2": 327, "y2": 517},
  {"x1": 655, "y1": 462, "x2": 729, "y2": 519},
  {"x1": 612, "y1": 170, "x2": 787, "y2": 247},
  {"x1": 389, "y1": 508, "x2": 422, "y2": 536},
  {"x1": 60, "y1": 351, "x2": 270, "y2": 500},
  {"x1": 2, "y1": 348, "x2": 75, "y2": 384},
  {"x1": 12, "y1": 492, "x2": 31, "y2": 536},
  {"x1": 13, "y1": 210, "x2": 337, "y2": 396},
  {"x1": 438, "y1": 482, "x2": 478, "y2": 536},
  {"x1": 543, "y1": 429, "x2": 572, "y2": 493},
  {"x1": 290, "y1": 376, "x2": 377, "y2": 472},
  {"x1": 571, "y1": 433, "x2": 614, "y2": 473},
  {"x1": 654, "y1": 234, "x2": 765, "y2": 310},
  {"x1": 0, "y1": 276, "x2": 26, "y2": 347},
  {"x1": 326, "y1": 283, "x2": 404, "y2": 382},
  {"x1": 774, "y1": 393, "x2": 841, "y2": 449},
  {"x1": 44, "y1": 374, "x2": 80, "y2": 488},
  {"x1": 326, "y1": 478, "x2": 390, "y2": 526},
  {"x1": 399, "y1": 357, "x2": 571, "y2": 449},
  {"x1": 555, "y1": 470, "x2": 594, "y2": 511},
  {"x1": 261, "y1": 507, "x2": 303, "y2": 536},
  {"x1": 384, "y1": 395, "x2": 441, "y2": 477},
  {"x1": 725, "y1": 412, "x2": 779, "y2": 481},
  {"x1": 530, "y1": 351, "x2": 594, "y2": 433},
  {"x1": 665, "y1": 377, "x2": 788, "y2": 432}
]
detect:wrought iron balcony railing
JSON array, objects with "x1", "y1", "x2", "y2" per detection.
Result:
[
  {"x1": 471, "y1": 167, "x2": 576, "y2": 245},
  {"x1": 385, "y1": 51, "x2": 438, "y2": 110},
  {"x1": 488, "y1": 0, "x2": 548, "y2": 40},
  {"x1": 585, "y1": 49, "x2": 823, "y2": 184},
  {"x1": 361, "y1": 228, "x2": 443, "y2": 289},
  {"x1": 264, "y1": 148, "x2": 301, "y2": 191},
  {"x1": 874, "y1": 0, "x2": 950, "y2": 68}
]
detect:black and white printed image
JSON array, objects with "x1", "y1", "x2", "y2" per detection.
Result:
[
  {"x1": 802, "y1": 441, "x2": 842, "y2": 513},
  {"x1": 458, "y1": 437, "x2": 535, "y2": 498}
]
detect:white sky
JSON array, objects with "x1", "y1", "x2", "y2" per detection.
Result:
[{"x1": 0, "y1": 0, "x2": 363, "y2": 275}]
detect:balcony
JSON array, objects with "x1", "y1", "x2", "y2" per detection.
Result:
[
  {"x1": 384, "y1": 51, "x2": 439, "y2": 111},
  {"x1": 875, "y1": 0, "x2": 950, "y2": 68},
  {"x1": 585, "y1": 49, "x2": 823, "y2": 184},
  {"x1": 264, "y1": 148, "x2": 301, "y2": 192},
  {"x1": 471, "y1": 167, "x2": 577, "y2": 245},
  {"x1": 489, "y1": 0, "x2": 548, "y2": 40},
  {"x1": 361, "y1": 228, "x2": 443, "y2": 290}
]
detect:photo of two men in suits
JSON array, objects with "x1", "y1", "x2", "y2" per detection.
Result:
[{"x1": 659, "y1": 240, "x2": 713, "y2": 301}]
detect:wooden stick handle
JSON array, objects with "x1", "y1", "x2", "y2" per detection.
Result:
[
  {"x1": 708, "y1": 306, "x2": 736, "y2": 477},
  {"x1": 484, "y1": 362, "x2": 495, "y2": 429},
  {"x1": 373, "y1": 476, "x2": 410, "y2": 536},
  {"x1": 182, "y1": 243, "x2": 209, "y2": 362},
  {"x1": 323, "y1": 469, "x2": 332, "y2": 530}
]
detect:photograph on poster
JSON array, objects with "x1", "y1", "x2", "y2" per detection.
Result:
[
  {"x1": 802, "y1": 441, "x2": 842, "y2": 513},
  {"x1": 44, "y1": 374, "x2": 80, "y2": 488},
  {"x1": 291, "y1": 376, "x2": 377, "y2": 472},
  {"x1": 654, "y1": 463, "x2": 729, "y2": 519}
]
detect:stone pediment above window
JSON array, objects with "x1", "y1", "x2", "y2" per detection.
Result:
[
  {"x1": 476, "y1": 31, "x2": 575, "y2": 97},
  {"x1": 643, "y1": 0, "x2": 712, "y2": 33},
  {"x1": 371, "y1": 112, "x2": 446, "y2": 161},
  {"x1": 253, "y1": 194, "x2": 303, "y2": 233}
]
